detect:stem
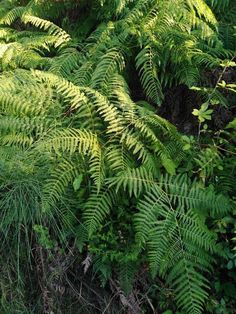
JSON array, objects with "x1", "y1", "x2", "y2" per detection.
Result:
[{"x1": 197, "y1": 122, "x2": 202, "y2": 142}]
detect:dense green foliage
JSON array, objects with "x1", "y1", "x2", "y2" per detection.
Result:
[{"x1": 0, "y1": 0, "x2": 235, "y2": 313}]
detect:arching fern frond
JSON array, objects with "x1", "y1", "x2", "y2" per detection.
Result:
[
  {"x1": 49, "y1": 46, "x2": 81, "y2": 78},
  {"x1": 107, "y1": 166, "x2": 154, "y2": 197},
  {"x1": 36, "y1": 128, "x2": 100, "y2": 156},
  {"x1": 83, "y1": 187, "x2": 117, "y2": 237},
  {"x1": 21, "y1": 14, "x2": 71, "y2": 47},
  {"x1": 42, "y1": 159, "x2": 80, "y2": 212},
  {"x1": 0, "y1": 6, "x2": 25, "y2": 25},
  {"x1": 136, "y1": 46, "x2": 163, "y2": 105},
  {"x1": 134, "y1": 174, "x2": 228, "y2": 313},
  {"x1": 90, "y1": 48, "x2": 125, "y2": 90}
]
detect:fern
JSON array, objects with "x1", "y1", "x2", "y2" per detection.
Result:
[
  {"x1": 107, "y1": 166, "x2": 154, "y2": 197},
  {"x1": 135, "y1": 174, "x2": 230, "y2": 313},
  {"x1": 0, "y1": 1, "x2": 234, "y2": 313},
  {"x1": 83, "y1": 187, "x2": 116, "y2": 237},
  {"x1": 21, "y1": 15, "x2": 71, "y2": 47},
  {"x1": 42, "y1": 159, "x2": 80, "y2": 212},
  {"x1": 90, "y1": 48, "x2": 125, "y2": 90},
  {"x1": 118, "y1": 259, "x2": 137, "y2": 295},
  {"x1": 49, "y1": 46, "x2": 81, "y2": 78},
  {"x1": 36, "y1": 128, "x2": 101, "y2": 160},
  {"x1": 136, "y1": 45, "x2": 163, "y2": 105},
  {"x1": 194, "y1": 146, "x2": 223, "y2": 181}
]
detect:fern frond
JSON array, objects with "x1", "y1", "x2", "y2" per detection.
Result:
[
  {"x1": 22, "y1": 14, "x2": 71, "y2": 47},
  {"x1": 188, "y1": 0, "x2": 217, "y2": 25},
  {"x1": 83, "y1": 187, "x2": 116, "y2": 237},
  {"x1": 49, "y1": 47, "x2": 81, "y2": 78},
  {"x1": 136, "y1": 46, "x2": 163, "y2": 105},
  {"x1": 118, "y1": 260, "x2": 136, "y2": 295},
  {"x1": 167, "y1": 258, "x2": 209, "y2": 314},
  {"x1": 0, "y1": 92, "x2": 44, "y2": 117},
  {"x1": 42, "y1": 159, "x2": 80, "y2": 212},
  {"x1": 90, "y1": 48, "x2": 125, "y2": 90},
  {"x1": 72, "y1": 61, "x2": 94, "y2": 86},
  {"x1": 135, "y1": 174, "x2": 230, "y2": 313},
  {"x1": 107, "y1": 166, "x2": 154, "y2": 197},
  {"x1": 89, "y1": 143, "x2": 105, "y2": 191},
  {"x1": 0, "y1": 115, "x2": 51, "y2": 139},
  {"x1": 0, "y1": 6, "x2": 25, "y2": 25},
  {"x1": 36, "y1": 128, "x2": 99, "y2": 156},
  {"x1": 106, "y1": 143, "x2": 133, "y2": 172},
  {"x1": 1, "y1": 133, "x2": 33, "y2": 148}
]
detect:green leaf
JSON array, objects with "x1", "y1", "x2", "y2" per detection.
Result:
[
  {"x1": 227, "y1": 260, "x2": 233, "y2": 270},
  {"x1": 192, "y1": 109, "x2": 199, "y2": 116},
  {"x1": 201, "y1": 103, "x2": 209, "y2": 111},
  {"x1": 73, "y1": 174, "x2": 83, "y2": 191},
  {"x1": 226, "y1": 118, "x2": 236, "y2": 129},
  {"x1": 183, "y1": 143, "x2": 191, "y2": 151},
  {"x1": 162, "y1": 158, "x2": 176, "y2": 175},
  {"x1": 204, "y1": 109, "x2": 213, "y2": 116}
]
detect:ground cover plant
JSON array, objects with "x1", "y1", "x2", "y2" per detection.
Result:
[{"x1": 0, "y1": 0, "x2": 235, "y2": 313}]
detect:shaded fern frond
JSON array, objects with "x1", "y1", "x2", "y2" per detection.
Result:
[
  {"x1": 83, "y1": 187, "x2": 116, "y2": 237},
  {"x1": 136, "y1": 46, "x2": 163, "y2": 105},
  {"x1": 42, "y1": 159, "x2": 80, "y2": 212},
  {"x1": 134, "y1": 173, "x2": 230, "y2": 313},
  {"x1": 90, "y1": 48, "x2": 125, "y2": 90},
  {"x1": 107, "y1": 166, "x2": 154, "y2": 197}
]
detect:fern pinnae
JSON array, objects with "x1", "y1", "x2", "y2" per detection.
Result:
[
  {"x1": 134, "y1": 174, "x2": 229, "y2": 313},
  {"x1": 107, "y1": 166, "x2": 155, "y2": 197},
  {"x1": 72, "y1": 61, "x2": 94, "y2": 86},
  {"x1": 136, "y1": 45, "x2": 163, "y2": 105},
  {"x1": 0, "y1": 6, "x2": 25, "y2": 25},
  {"x1": 22, "y1": 14, "x2": 71, "y2": 47},
  {"x1": 80, "y1": 87, "x2": 125, "y2": 134},
  {"x1": 90, "y1": 48, "x2": 125, "y2": 90},
  {"x1": 89, "y1": 143, "x2": 105, "y2": 192},
  {"x1": 83, "y1": 187, "x2": 116, "y2": 237},
  {"x1": 36, "y1": 128, "x2": 99, "y2": 156},
  {"x1": 49, "y1": 47, "x2": 81, "y2": 78},
  {"x1": 135, "y1": 184, "x2": 169, "y2": 244},
  {"x1": 42, "y1": 158, "x2": 79, "y2": 212},
  {"x1": 106, "y1": 143, "x2": 132, "y2": 172}
]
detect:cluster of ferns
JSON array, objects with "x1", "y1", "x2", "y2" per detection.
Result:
[{"x1": 0, "y1": 1, "x2": 235, "y2": 313}]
